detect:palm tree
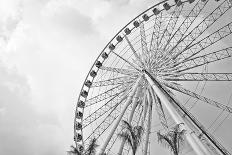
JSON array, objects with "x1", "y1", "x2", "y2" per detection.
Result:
[
  {"x1": 85, "y1": 138, "x2": 99, "y2": 155},
  {"x1": 68, "y1": 138, "x2": 99, "y2": 155},
  {"x1": 118, "y1": 120, "x2": 143, "y2": 155},
  {"x1": 157, "y1": 124, "x2": 186, "y2": 155},
  {"x1": 67, "y1": 145, "x2": 82, "y2": 155}
]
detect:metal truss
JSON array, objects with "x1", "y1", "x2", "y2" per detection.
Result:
[
  {"x1": 83, "y1": 92, "x2": 126, "y2": 128},
  {"x1": 140, "y1": 22, "x2": 148, "y2": 57},
  {"x1": 150, "y1": 88, "x2": 168, "y2": 129},
  {"x1": 157, "y1": 5, "x2": 183, "y2": 50},
  {"x1": 164, "y1": 0, "x2": 209, "y2": 52},
  {"x1": 100, "y1": 66, "x2": 137, "y2": 76},
  {"x1": 149, "y1": 12, "x2": 163, "y2": 52},
  {"x1": 165, "y1": 82, "x2": 232, "y2": 113},
  {"x1": 165, "y1": 73, "x2": 232, "y2": 81},
  {"x1": 111, "y1": 51, "x2": 139, "y2": 70},
  {"x1": 201, "y1": 138, "x2": 221, "y2": 155},
  {"x1": 84, "y1": 102, "x2": 121, "y2": 143},
  {"x1": 156, "y1": 5, "x2": 184, "y2": 67},
  {"x1": 171, "y1": 0, "x2": 232, "y2": 59},
  {"x1": 106, "y1": 97, "x2": 144, "y2": 154},
  {"x1": 179, "y1": 21, "x2": 232, "y2": 61},
  {"x1": 85, "y1": 85, "x2": 124, "y2": 107},
  {"x1": 124, "y1": 35, "x2": 144, "y2": 67},
  {"x1": 74, "y1": 0, "x2": 232, "y2": 153},
  {"x1": 170, "y1": 96, "x2": 231, "y2": 155},
  {"x1": 177, "y1": 47, "x2": 232, "y2": 72},
  {"x1": 140, "y1": 22, "x2": 154, "y2": 70},
  {"x1": 159, "y1": 4, "x2": 184, "y2": 51},
  {"x1": 91, "y1": 76, "x2": 133, "y2": 87}
]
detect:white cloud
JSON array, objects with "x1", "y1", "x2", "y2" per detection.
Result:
[{"x1": 0, "y1": 0, "x2": 155, "y2": 154}]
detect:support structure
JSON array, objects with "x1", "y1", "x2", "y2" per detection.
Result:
[
  {"x1": 143, "y1": 91, "x2": 152, "y2": 155},
  {"x1": 144, "y1": 70, "x2": 208, "y2": 155},
  {"x1": 98, "y1": 76, "x2": 142, "y2": 155},
  {"x1": 117, "y1": 86, "x2": 142, "y2": 155}
]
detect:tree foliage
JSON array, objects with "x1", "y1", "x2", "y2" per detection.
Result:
[
  {"x1": 68, "y1": 138, "x2": 99, "y2": 155},
  {"x1": 118, "y1": 120, "x2": 144, "y2": 155},
  {"x1": 157, "y1": 124, "x2": 186, "y2": 155}
]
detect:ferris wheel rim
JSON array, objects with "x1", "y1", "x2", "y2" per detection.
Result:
[
  {"x1": 73, "y1": 0, "x2": 232, "y2": 154},
  {"x1": 73, "y1": 0, "x2": 177, "y2": 147}
]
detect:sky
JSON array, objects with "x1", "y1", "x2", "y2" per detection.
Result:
[
  {"x1": 0, "y1": 0, "x2": 160, "y2": 155},
  {"x1": 0, "y1": 0, "x2": 232, "y2": 155}
]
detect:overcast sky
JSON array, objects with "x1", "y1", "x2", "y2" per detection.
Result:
[
  {"x1": 0, "y1": 0, "x2": 160, "y2": 155},
  {"x1": 0, "y1": 0, "x2": 232, "y2": 155}
]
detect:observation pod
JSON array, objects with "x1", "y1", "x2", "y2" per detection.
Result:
[{"x1": 77, "y1": 100, "x2": 85, "y2": 108}]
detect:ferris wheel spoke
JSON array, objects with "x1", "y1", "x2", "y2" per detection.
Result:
[
  {"x1": 85, "y1": 85, "x2": 125, "y2": 107},
  {"x1": 176, "y1": 47, "x2": 232, "y2": 72},
  {"x1": 177, "y1": 21, "x2": 232, "y2": 61},
  {"x1": 124, "y1": 35, "x2": 145, "y2": 67},
  {"x1": 149, "y1": 12, "x2": 163, "y2": 52},
  {"x1": 140, "y1": 22, "x2": 148, "y2": 56},
  {"x1": 117, "y1": 85, "x2": 143, "y2": 155},
  {"x1": 165, "y1": 82, "x2": 232, "y2": 113},
  {"x1": 164, "y1": 0, "x2": 209, "y2": 52},
  {"x1": 84, "y1": 102, "x2": 122, "y2": 143},
  {"x1": 99, "y1": 76, "x2": 142, "y2": 154},
  {"x1": 171, "y1": 97, "x2": 231, "y2": 155},
  {"x1": 105, "y1": 127, "x2": 124, "y2": 154},
  {"x1": 157, "y1": 5, "x2": 183, "y2": 50},
  {"x1": 170, "y1": 0, "x2": 232, "y2": 59},
  {"x1": 91, "y1": 76, "x2": 134, "y2": 87},
  {"x1": 83, "y1": 91, "x2": 127, "y2": 128},
  {"x1": 139, "y1": 22, "x2": 150, "y2": 67},
  {"x1": 165, "y1": 73, "x2": 232, "y2": 81},
  {"x1": 111, "y1": 51, "x2": 139, "y2": 70},
  {"x1": 100, "y1": 66, "x2": 138, "y2": 76},
  {"x1": 201, "y1": 138, "x2": 221, "y2": 155},
  {"x1": 159, "y1": 4, "x2": 184, "y2": 52},
  {"x1": 83, "y1": 87, "x2": 135, "y2": 142},
  {"x1": 149, "y1": 86, "x2": 168, "y2": 129},
  {"x1": 144, "y1": 91, "x2": 152, "y2": 155}
]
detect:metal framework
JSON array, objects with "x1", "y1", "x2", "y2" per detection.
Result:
[{"x1": 73, "y1": 0, "x2": 232, "y2": 155}]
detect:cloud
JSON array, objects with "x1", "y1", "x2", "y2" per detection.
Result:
[
  {"x1": 0, "y1": 0, "x2": 22, "y2": 42},
  {"x1": 42, "y1": 1, "x2": 97, "y2": 36},
  {"x1": 0, "y1": 60, "x2": 65, "y2": 155}
]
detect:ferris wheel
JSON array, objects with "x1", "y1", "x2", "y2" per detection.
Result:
[{"x1": 73, "y1": 0, "x2": 232, "y2": 155}]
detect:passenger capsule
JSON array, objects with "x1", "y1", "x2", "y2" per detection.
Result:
[
  {"x1": 163, "y1": 3, "x2": 171, "y2": 10},
  {"x1": 133, "y1": 21, "x2": 140, "y2": 28},
  {"x1": 125, "y1": 28, "x2": 131, "y2": 35}
]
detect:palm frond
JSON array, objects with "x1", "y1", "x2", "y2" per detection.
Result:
[
  {"x1": 157, "y1": 131, "x2": 173, "y2": 151},
  {"x1": 119, "y1": 120, "x2": 144, "y2": 155},
  {"x1": 118, "y1": 132, "x2": 133, "y2": 149},
  {"x1": 133, "y1": 126, "x2": 144, "y2": 145},
  {"x1": 157, "y1": 124, "x2": 186, "y2": 155},
  {"x1": 85, "y1": 138, "x2": 99, "y2": 155},
  {"x1": 67, "y1": 145, "x2": 81, "y2": 155}
]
